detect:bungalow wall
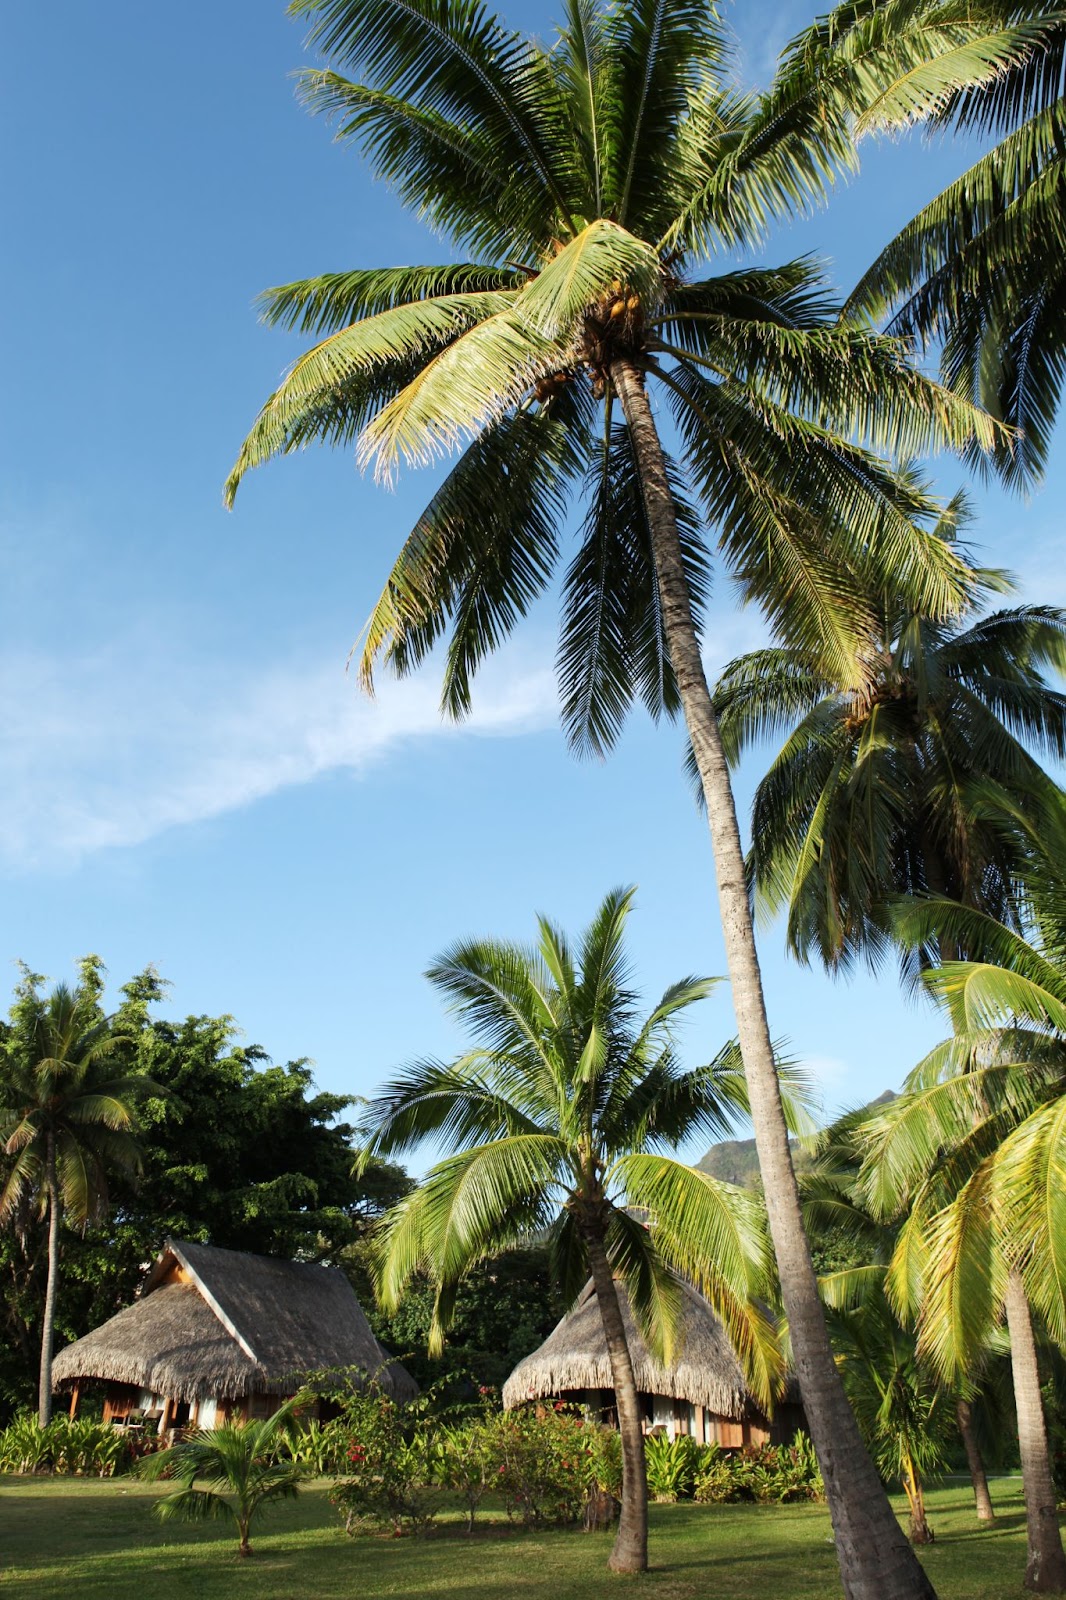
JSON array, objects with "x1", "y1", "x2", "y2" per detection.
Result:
[
  {"x1": 576, "y1": 1387, "x2": 807, "y2": 1447},
  {"x1": 92, "y1": 1384, "x2": 286, "y2": 1434}
]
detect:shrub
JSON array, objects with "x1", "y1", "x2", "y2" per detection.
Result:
[
  {"x1": 437, "y1": 1415, "x2": 497, "y2": 1532},
  {"x1": 326, "y1": 1386, "x2": 440, "y2": 1537},
  {"x1": 485, "y1": 1408, "x2": 592, "y2": 1528},
  {"x1": 693, "y1": 1435, "x2": 824, "y2": 1505},
  {"x1": 280, "y1": 1417, "x2": 350, "y2": 1477},
  {"x1": 645, "y1": 1433, "x2": 703, "y2": 1502},
  {"x1": 0, "y1": 1414, "x2": 53, "y2": 1474},
  {"x1": 0, "y1": 1413, "x2": 135, "y2": 1477}
]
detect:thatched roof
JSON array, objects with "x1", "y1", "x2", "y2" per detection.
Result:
[
  {"x1": 52, "y1": 1239, "x2": 417, "y2": 1404},
  {"x1": 502, "y1": 1278, "x2": 750, "y2": 1419}
]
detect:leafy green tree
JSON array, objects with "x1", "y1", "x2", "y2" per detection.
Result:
[
  {"x1": 799, "y1": 1112, "x2": 972, "y2": 1543},
  {"x1": 0, "y1": 963, "x2": 411, "y2": 1420},
  {"x1": 827, "y1": 1278, "x2": 954, "y2": 1547},
  {"x1": 225, "y1": 5, "x2": 1002, "y2": 1591},
  {"x1": 0, "y1": 962, "x2": 147, "y2": 1426},
  {"x1": 360, "y1": 886, "x2": 783, "y2": 1572},
  {"x1": 141, "y1": 1401, "x2": 303, "y2": 1557},
  {"x1": 363, "y1": 1243, "x2": 564, "y2": 1391},
  {"x1": 712, "y1": 575, "x2": 1066, "y2": 972}
]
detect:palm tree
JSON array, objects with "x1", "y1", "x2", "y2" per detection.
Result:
[
  {"x1": 359, "y1": 886, "x2": 786, "y2": 1572},
  {"x1": 712, "y1": 578, "x2": 1066, "y2": 971},
  {"x1": 827, "y1": 1278, "x2": 954, "y2": 1547},
  {"x1": 855, "y1": 937, "x2": 1066, "y2": 1595},
  {"x1": 141, "y1": 1402, "x2": 303, "y2": 1556},
  {"x1": 0, "y1": 970, "x2": 146, "y2": 1427},
  {"x1": 716, "y1": 582, "x2": 1066, "y2": 1587},
  {"x1": 799, "y1": 1114, "x2": 974, "y2": 1544},
  {"x1": 224, "y1": 6, "x2": 1002, "y2": 1593}
]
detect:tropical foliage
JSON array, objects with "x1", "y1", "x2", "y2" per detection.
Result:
[
  {"x1": 359, "y1": 885, "x2": 786, "y2": 1571},
  {"x1": 140, "y1": 1402, "x2": 304, "y2": 1557},
  {"x1": 0, "y1": 963, "x2": 147, "y2": 1426},
  {"x1": 843, "y1": 897, "x2": 1066, "y2": 1592},
  {"x1": 711, "y1": 574, "x2": 1066, "y2": 973},
  {"x1": 793, "y1": 3, "x2": 1066, "y2": 486},
  {"x1": 864, "y1": 891, "x2": 1066, "y2": 1382},
  {"x1": 0, "y1": 1411, "x2": 141, "y2": 1477}
]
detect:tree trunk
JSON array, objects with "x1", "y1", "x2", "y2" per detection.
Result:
[
  {"x1": 902, "y1": 1453, "x2": 934, "y2": 1545},
  {"x1": 611, "y1": 355, "x2": 937, "y2": 1600},
  {"x1": 1004, "y1": 1271, "x2": 1066, "y2": 1592},
  {"x1": 957, "y1": 1399, "x2": 995, "y2": 1523},
  {"x1": 583, "y1": 1221, "x2": 648, "y2": 1573},
  {"x1": 37, "y1": 1137, "x2": 60, "y2": 1430}
]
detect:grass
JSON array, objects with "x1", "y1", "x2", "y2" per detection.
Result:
[{"x1": 0, "y1": 1475, "x2": 1045, "y2": 1598}]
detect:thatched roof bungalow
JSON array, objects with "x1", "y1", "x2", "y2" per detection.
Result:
[
  {"x1": 503, "y1": 1279, "x2": 803, "y2": 1448},
  {"x1": 52, "y1": 1239, "x2": 415, "y2": 1432}
]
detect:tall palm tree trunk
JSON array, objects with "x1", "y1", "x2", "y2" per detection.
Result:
[
  {"x1": 583, "y1": 1221, "x2": 649, "y2": 1573},
  {"x1": 38, "y1": 1137, "x2": 60, "y2": 1430},
  {"x1": 1004, "y1": 1271, "x2": 1066, "y2": 1592},
  {"x1": 611, "y1": 356, "x2": 937, "y2": 1600},
  {"x1": 957, "y1": 1399, "x2": 996, "y2": 1523}
]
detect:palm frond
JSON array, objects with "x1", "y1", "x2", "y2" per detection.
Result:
[
  {"x1": 558, "y1": 414, "x2": 709, "y2": 754},
  {"x1": 357, "y1": 405, "x2": 578, "y2": 712}
]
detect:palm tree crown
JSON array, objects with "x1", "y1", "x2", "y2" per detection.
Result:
[
  {"x1": 363, "y1": 885, "x2": 783, "y2": 1387},
  {"x1": 225, "y1": 0, "x2": 995, "y2": 740},
  {"x1": 713, "y1": 578, "x2": 1066, "y2": 972},
  {"x1": 805, "y1": 2, "x2": 1066, "y2": 486},
  {"x1": 1, "y1": 979, "x2": 142, "y2": 1228}
]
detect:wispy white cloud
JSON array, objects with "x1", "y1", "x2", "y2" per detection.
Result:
[{"x1": 0, "y1": 634, "x2": 558, "y2": 870}]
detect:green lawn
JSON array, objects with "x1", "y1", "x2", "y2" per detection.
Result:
[{"x1": 0, "y1": 1476, "x2": 1042, "y2": 1598}]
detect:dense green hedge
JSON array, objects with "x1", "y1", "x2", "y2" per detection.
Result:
[
  {"x1": 0, "y1": 1414, "x2": 144, "y2": 1476},
  {"x1": 646, "y1": 1431, "x2": 824, "y2": 1504}
]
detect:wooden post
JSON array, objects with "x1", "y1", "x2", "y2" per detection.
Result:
[
  {"x1": 158, "y1": 1398, "x2": 172, "y2": 1436},
  {"x1": 68, "y1": 1384, "x2": 80, "y2": 1421}
]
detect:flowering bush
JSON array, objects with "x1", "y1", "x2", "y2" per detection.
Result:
[
  {"x1": 325, "y1": 1387, "x2": 441, "y2": 1537},
  {"x1": 294, "y1": 1368, "x2": 820, "y2": 1536},
  {"x1": 485, "y1": 1408, "x2": 590, "y2": 1527}
]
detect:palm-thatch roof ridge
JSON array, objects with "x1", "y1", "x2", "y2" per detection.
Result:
[
  {"x1": 502, "y1": 1278, "x2": 750, "y2": 1418},
  {"x1": 52, "y1": 1239, "x2": 416, "y2": 1404}
]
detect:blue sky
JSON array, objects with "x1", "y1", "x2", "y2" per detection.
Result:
[{"x1": 2, "y1": 1, "x2": 1064, "y2": 1165}]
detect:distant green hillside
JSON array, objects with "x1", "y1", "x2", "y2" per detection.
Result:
[
  {"x1": 696, "y1": 1137, "x2": 810, "y2": 1187},
  {"x1": 696, "y1": 1090, "x2": 896, "y2": 1187}
]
